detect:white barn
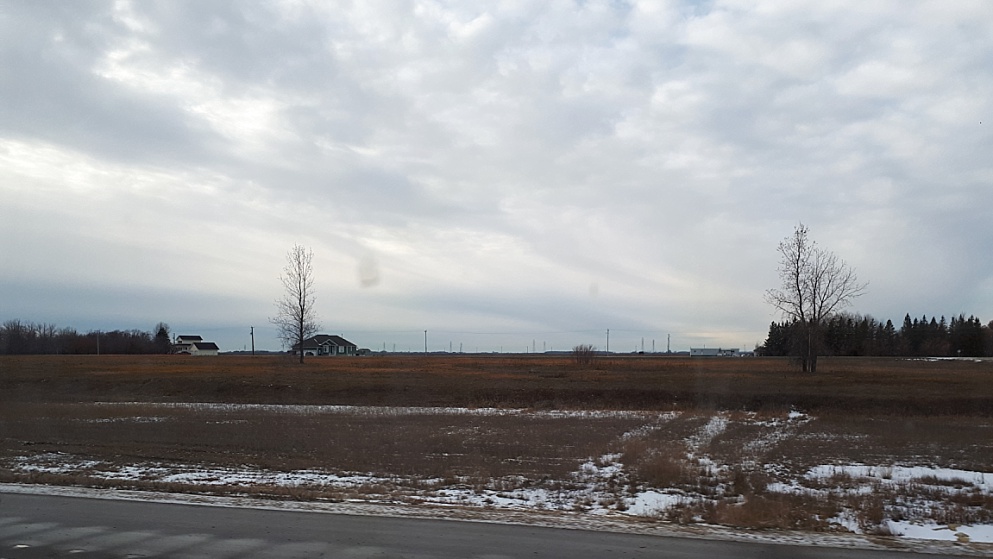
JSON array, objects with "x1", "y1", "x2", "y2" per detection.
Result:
[
  {"x1": 690, "y1": 347, "x2": 749, "y2": 357},
  {"x1": 189, "y1": 342, "x2": 220, "y2": 356}
]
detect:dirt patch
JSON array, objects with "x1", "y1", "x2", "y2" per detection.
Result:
[{"x1": 2, "y1": 355, "x2": 992, "y2": 541}]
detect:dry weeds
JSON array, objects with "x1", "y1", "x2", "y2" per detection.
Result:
[{"x1": 2, "y1": 355, "x2": 992, "y2": 535}]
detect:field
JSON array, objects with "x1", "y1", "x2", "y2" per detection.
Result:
[{"x1": 2, "y1": 354, "x2": 992, "y2": 548}]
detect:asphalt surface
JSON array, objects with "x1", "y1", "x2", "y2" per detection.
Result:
[{"x1": 0, "y1": 492, "x2": 949, "y2": 558}]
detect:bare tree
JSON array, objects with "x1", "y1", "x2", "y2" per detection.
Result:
[
  {"x1": 270, "y1": 244, "x2": 321, "y2": 363},
  {"x1": 765, "y1": 224, "x2": 867, "y2": 372},
  {"x1": 571, "y1": 344, "x2": 598, "y2": 367}
]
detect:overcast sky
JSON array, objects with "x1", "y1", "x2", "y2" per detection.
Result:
[{"x1": 2, "y1": 1, "x2": 991, "y2": 353}]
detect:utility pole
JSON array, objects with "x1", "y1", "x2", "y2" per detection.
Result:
[
  {"x1": 667, "y1": 334, "x2": 671, "y2": 354},
  {"x1": 250, "y1": 326, "x2": 255, "y2": 355},
  {"x1": 652, "y1": 339, "x2": 655, "y2": 353}
]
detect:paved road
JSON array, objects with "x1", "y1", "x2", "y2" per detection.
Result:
[{"x1": 0, "y1": 492, "x2": 941, "y2": 558}]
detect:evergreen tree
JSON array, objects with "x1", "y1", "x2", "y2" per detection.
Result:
[{"x1": 153, "y1": 322, "x2": 172, "y2": 354}]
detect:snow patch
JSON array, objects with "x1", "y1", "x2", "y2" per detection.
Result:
[
  {"x1": 624, "y1": 491, "x2": 686, "y2": 516},
  {"x1": 889, "y1": 521, "x2": 993, "y2": 544}
]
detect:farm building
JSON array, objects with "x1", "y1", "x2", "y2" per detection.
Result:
[
  {"x1": 294, "y1": 334, "x2": 357, "y2": 356},
  {"x1": 173, "y1": 335, "x2": 220, "y2": 355},
  {"x1": 690, "y1": 347, "x2": 752, "y2": 357},
  {"x1": 188, "y1": 342, "x2": 220, "y2": 356}
]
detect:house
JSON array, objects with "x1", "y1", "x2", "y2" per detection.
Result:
[
  {"x1": 294, "y1": 334, "x2": 357, "y2": 356},
  {"x1": 189, "y1": 341, "x2": 220, "y2": 356},
  {"x1": 173, "y1": 335, "x2": 220, "y2": 355}
]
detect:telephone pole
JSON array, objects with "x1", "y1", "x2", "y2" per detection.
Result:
[{"x1": 250, "y1": 326, "x2": 255, "y2": 355}]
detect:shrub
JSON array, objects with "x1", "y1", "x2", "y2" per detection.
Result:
[{"x1": 571, "y1": 345, "x2": 597, "y2": 367}]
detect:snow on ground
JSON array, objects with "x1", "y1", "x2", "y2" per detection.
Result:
[
  {"x1": 890, "y1": 521, "x2": 993, "y2": 545},
  {"x1": 686, "y1": 414, "x2": 728, "y2": 453},
  {"x1": 6, "y1": 405, "x2": 993, "y2": 548},
  {"x1": 625, "y1": 491, "x2": 687, "y2": 516},
  {"x1": 93, "y1": 402, "x2": 656, "y2": 420},
  {"x1": 806, "y1": 464, "x2": 989, "y2": 489},
  {"x1": 2, "y1": 482, "x2": 989, "y2": 557},
  {"x1": 765, "y1": 463, "x2": 993, "y2": 543},
  {"x1": 13, "y1": 450, "x2": 993, "y2": 544}
]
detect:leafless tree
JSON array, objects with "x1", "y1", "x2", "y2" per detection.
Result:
[
  {"x1": 571, "y1": 344, "x2": 597, "y2": 367},
  {"x1": 765, "y1": 224, "x2": 867, "y2": 372},
  {"x1": 270, "y1": 244, "x2": 321, "y2": 363}
]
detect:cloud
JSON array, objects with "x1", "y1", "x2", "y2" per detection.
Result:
[{"x1": 2, "y1": 0, "x2": 992, "y2": 351}]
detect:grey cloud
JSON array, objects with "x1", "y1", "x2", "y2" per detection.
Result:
[
  {"x1": 0, "y1": 3, "x2": 225, "y2": 166},
  {"x1": 2, "y1": 1, "x2": 992, "y2": 351}
]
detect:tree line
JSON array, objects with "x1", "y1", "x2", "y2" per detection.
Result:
[
  {"x1": 0, "y1": 320, "x2": 173, "y2": 355},
  {"x1": 760, "y1": 313, "x2": 993, "y2": 358}
]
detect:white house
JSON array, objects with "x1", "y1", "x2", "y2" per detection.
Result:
[
  {"x1": 173, "y1": 335, "x2": 220, "y2": 355},
  {"x1": 188, "y1": 341, "x2": 220, "y2": 356}
]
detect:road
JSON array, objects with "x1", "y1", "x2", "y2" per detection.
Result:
[{"x1": 0, "y1": 492, "x2": 943, "y2": 558}]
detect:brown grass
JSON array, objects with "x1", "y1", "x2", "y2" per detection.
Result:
[
  {"x1": 2, "y1": 355, "x2": 992, "y2": 532},
  {"x1": 2, "y1": 354, "x2": 992, "y2": 415},
  {"x1": 712, "y1": 493, "x2": 839, "y2": 530},
  {"x1": 0, "y1": 402, "x2": 646, "y2": 481}
]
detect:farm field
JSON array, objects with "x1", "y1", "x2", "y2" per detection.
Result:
[{"x1": 1, "y1": 354, "x2": 992, "y2": 550}]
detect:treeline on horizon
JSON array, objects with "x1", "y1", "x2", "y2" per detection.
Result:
[
  {"x1": 5, "y1": 314, "x2": 993, "y2": 358},
  {"x1": 760, "y1": 313, "x2": 993, "y2": 358},
  {"x1": 0, "y1": 320, "x2": 172, "y2": 355}
]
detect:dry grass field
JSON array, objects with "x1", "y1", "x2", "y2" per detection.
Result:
[
  {"x1": 2, "y1": 354, "x2": 992, "y2": 540},
  {"x1": 2, "y1": 353, "x2": 991, "y2": 413}
]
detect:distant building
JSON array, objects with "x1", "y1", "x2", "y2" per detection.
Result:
[
  {"x1": 294, "y1": 334, "x2": 357, "y2": 356},
  {"x1": 189, "y1": 342, "x2": 220, "y2": 356},
  {"x1": 690, "y1": 347, "x2": 752, "y2": 357},
  {"x1": 173, "y1": 335, "x2": 220, "y2": 355}
]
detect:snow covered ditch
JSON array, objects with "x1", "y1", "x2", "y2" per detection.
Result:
[
  {"x1": 6, "y1": 404, "x2": 993, "y2": 546},
  {"x1": 766, "y1": 463, "x2": 993, "y2": 543}
]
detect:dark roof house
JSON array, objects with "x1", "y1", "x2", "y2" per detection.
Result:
[
  {"x1": 190, "y1": 342, "x2": 220, "y2": 356},
  {"x1": 294, "y1": 334, "x2": 357, "y2": 356},
  {"x1": 175, "y1": 335, "x2": 203, "y2": 344},
  {"x1": 173, "y1": 335, "x2": 219, "y2": 355}
]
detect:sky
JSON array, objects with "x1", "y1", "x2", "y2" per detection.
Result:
[{"x1": 2, "y1": 1, "x2": 992, "y2": 353}]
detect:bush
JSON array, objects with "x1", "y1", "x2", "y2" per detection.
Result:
[{"x1": 572, "y1": 344, "x2": 597, "y2": 367}]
